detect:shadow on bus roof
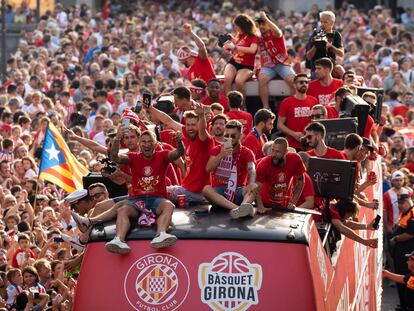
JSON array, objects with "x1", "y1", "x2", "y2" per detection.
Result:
[{"x1": 89, "y1": 206, "x2": 311, "y2": 245}]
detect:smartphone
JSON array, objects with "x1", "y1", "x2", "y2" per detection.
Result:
[
  {"x1": 122, "y1": 118, "x2": 130, "y2": 129},
  {"x1": 142, "y1": 92, "x2": 152, "y2": 109},
  {"x1": 54, "y1": 237, "x2": 65, "y2": 243},
  {"x1": 224, "y1": 137, "x2": 232, "y2": 149},
  {"x1": 133, "y1": 101, "x2": 142, "y2": 113},
  {"x1": 204, "y1": 105, "x2": 211, "y2": 115},
  {"x1": 372, "y1": 215, "x2": 381, "y2": 229}
]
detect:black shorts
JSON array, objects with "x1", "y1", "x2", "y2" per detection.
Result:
[{"x1": 227, "y1": 58, "x2": 254, "y2": 71}]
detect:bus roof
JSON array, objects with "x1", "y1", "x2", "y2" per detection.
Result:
[{"x1": 88, "y1": 206, "x2": 311, "y2": 245}]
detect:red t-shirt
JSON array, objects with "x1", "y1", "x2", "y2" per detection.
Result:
[
  {"x1": 363, "y1": 114, "x2": 375, "y2": 139},
  {"x1": 209, "y1": 145, "x2": 255, "y2": 187},
  {"x1": 160, "y1": 129, "x2": 177, "y2": 148},
  {"x1": 243, "y1": 129, "x2": 266, "y2": 160},
  {"x1": 307, "y1": 147, "x2": 346, "y2": 160},
  {"x1": 278, "y1": 95, "x2": 317, "y2": 149},
  {"x1": 307, "y1": 79, "x2": 344, "y2": 106},
  {"x1": 226, "y1": 110, "x2": 253, "y2": 142},
  {"x1": 256, "y1": 153, "x2": 306, "y2": 206},
  {"x1": 181, "y1": 127, "x2": 214, "y2": 192},
  {"x1": 326, "y1": 105, "x2": 339, "y2": 119},
  {"x1": 233, "y1": 35, "x2": 260, "y2": 67},
  {"x1": 295, "y1": 173, "x2": 315, "y2": 207},
  {"x1": 392, "y1": 105, "x2": 409, "y2": 118},
  {"x1": 128, "y1": 150, "x2": 171, "y2": 197},
  {"x1": 405, "y1": 162, "x2": 414, "y2": 173},
  {"x1": 187, "y1": 56, "x2": 216, "y2": 84},
  {"x1": 260, "y1": 31, "x2": 289, "y2": 67},
  {"x1": 202, "y1": 93, "x2": 229, "y2": 111},
  {"x1": 12, "y1": 248, "x2": 36, "y2": 268}
]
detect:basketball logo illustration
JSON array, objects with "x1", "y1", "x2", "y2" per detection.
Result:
[
  {"x1": 124, "y1": 253, "x2": 190, "y2": 311},
  {"x1": 198, "y1": 252, "x2": 263, "y2": 311}
]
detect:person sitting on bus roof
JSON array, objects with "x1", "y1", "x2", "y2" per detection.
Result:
[
  {"x1": 329, "y1": 199, "x2": 378, "y2": 248},
  {"x1": 296, "y1": 152, "x2": 315, "y2": 210},
  {"x1": 305, "y1": 122, "x2": 346, "y2": 160},
  {"x1": 255, "y1": 137, "x2": 305, "y2": 213},
  {"x1": 202, "y1": 120, "x2": 257, "y2": 219}
]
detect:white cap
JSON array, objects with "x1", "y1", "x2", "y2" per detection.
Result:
[
  {"x1": 64, "y1": 189, "x2": 88, "y2": 205},
  {"x1": 391, "y1": 170, "x2": 404, "y2": 180}
]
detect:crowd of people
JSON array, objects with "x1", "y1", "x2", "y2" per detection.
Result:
[{"x1": 0, "y1": 0, "x2": 413, "y2": 310}]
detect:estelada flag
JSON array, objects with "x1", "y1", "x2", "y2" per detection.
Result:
[{"x1": 39, "y1": 122, "x2": 89, "y2": 193}]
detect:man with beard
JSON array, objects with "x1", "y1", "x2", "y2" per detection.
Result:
[
  {"x1": 210, "y1": 114, "x2": 227, "y2": 145},
  {"x1": 256, "y1": 11, "x2": 295, "y2": 108},
  {"x1": 277, "y1": 73, "x2": 317, "y2": 150},
  {"x1": 105, "y1": 129, "x2": 185, "y2": 253},
  {"x1": 243, "y1": 108, "x2": 275, "y2": 160},
  {"x1": 203, "y1": 120, "x2": 257, "y2": 218},
  {"x1": 147, "y1": 103, "x2": 214, "y2": 205},
  {"x1": 304, "y1": 122, "x2": 346, "y2": 159},
  {"x1": 202, "y1": 79, "x2": 229, "y2": 111},
  {"x1": 178, "y1": 23, "x2": 215, "y2": 84},
  {"x1": 255, "y1": 137, "x2": 305, "y2": 211}
]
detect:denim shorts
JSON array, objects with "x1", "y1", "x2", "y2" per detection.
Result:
[
  {"x1": 213, "y1": 185, "x2": 244, "y2": 205},
  {"x1": 128, "y1": 196, "x2": 168, "y2": 214},
  {"x1": 260, "y1": 63, "x2": 295, "y2": 80}
]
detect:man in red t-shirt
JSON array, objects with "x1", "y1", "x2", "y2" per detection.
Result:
[
  {"x1": 405, "y1": 147, "x2": 414, "y2": 173},
  {"x1": 304, "y1": 122, "x2": 346, "y2": 159},
  {"x1": 225, "y1": 91, "x2": 253, "y2": 142},
  {"x1": 201, "y1": 79, "x2": 229, "y2": 111},
  {"x1": 148, "y1": 103, "x2": 214, "y2": 205},
  {"x1": 307, "y1": 58, "x2": 343, "y2": 106},
  {"x1": 256, "y1": 11, "x2": 295, "y2": 108},
  {"x1": 210, "y1": 114, "x2": 227, "y2": 145},
  {"x1": 393, "y1": 92, "x2": 413, "y2": 119},
  {"x1": 296, "y1": 152, "x2": 315, "y2": 209},
  {"x1": 203, "y1": 120, "x2": 257, "y2": 218},
  {"x1": 106, "y1": 130, "x2": 185, "y2": 253},
  {"x1": 178, "y1": 23, "x2": 215, "y2": 84},
  {"x1": 361, "y1": 91, "x2": 379, "y2": 148},
  {"x1": 243, "y1": 108, "x2": 275, "y2": 160},
  {"x1": 325, "y1": 87, "x2": 352, "y2": 119},
  {"x1": 255, "y1": 137, "x2": 305, "y2": 212},
  {"x1": 277, "y1": 73, "x2": 317, "y2": 150}
]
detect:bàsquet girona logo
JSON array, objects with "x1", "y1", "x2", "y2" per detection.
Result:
[
  {"x1": 124, "y1": 253, "x2": 190, "y2": 311},
  {"x1": 198, "y1": 252, "x2": 263, "y2": 311}
]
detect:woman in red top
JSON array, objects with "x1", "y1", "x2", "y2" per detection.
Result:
[{"x1": 223, "y1": 14, "x2": 259, "y2": 96}]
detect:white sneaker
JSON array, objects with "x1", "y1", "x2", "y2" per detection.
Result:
[
  {"x1": 230, "y1": 203, "x2": 256, "y2": 219},
  {"x1": 105, "y1": 236, "x2": 131, "y2": 254},
  {"x1": 71, "y1": 210, "x2": 91, "y2": 233},
  {"x1": 151, "y1": 232, "x2": 177, "y2": 249}
]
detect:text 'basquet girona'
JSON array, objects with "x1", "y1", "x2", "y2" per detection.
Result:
[{"x1": 198, "y1": 252, "x2": 263, "y2": 311}]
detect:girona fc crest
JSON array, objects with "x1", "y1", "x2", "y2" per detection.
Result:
[
  {"x1": 124, "y1": 253, "x2": 190, "y2": 311},
  {"x1": 198, "y1": 252, "x2": 263, "y2": 311},
  {"x1": 277, "y1": 172, "x2": 286, "y2": 183},
  {"x1": 143, "y1": 166, "x2": 153, "y2": 176}
]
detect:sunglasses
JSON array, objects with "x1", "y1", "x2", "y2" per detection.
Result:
[
  {"x1": 305, "y1": 135, "x2": 314, "y2": 141},
  {"x1": 311, "y1": 114, "x2": 324, "y2": 119},
  {"x1": 90, "y1": 192, "x2": 105, "y2": 200},
  {"x1": 296, "y1": 80, "x2": 309, "y2": 85},
  {"x1": 224, "y1": 134, "x2": 237, "y2": 139}
]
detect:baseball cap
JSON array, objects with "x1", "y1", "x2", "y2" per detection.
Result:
[
  {"x1": 64, "y1": 189, "x2": 89, "y2": 206},
  {"x1": 392, "y1": 170, "x2": 404, "y2": 180},
  {"x1": 176, "y1": 47, "x2": 198, "y2": 60},
  {"x1": 405, "y1": 251, "x2": 414, "y2": 260},
  {"x1": 362, "y1": 138, "x2": 374, "y2": 152},
  {"x1": 107, "y1": 128, "x2": 117, "y2": 138},
  {"x1": 398, "y1": 193, "x2": 410, "y2": 204}
]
